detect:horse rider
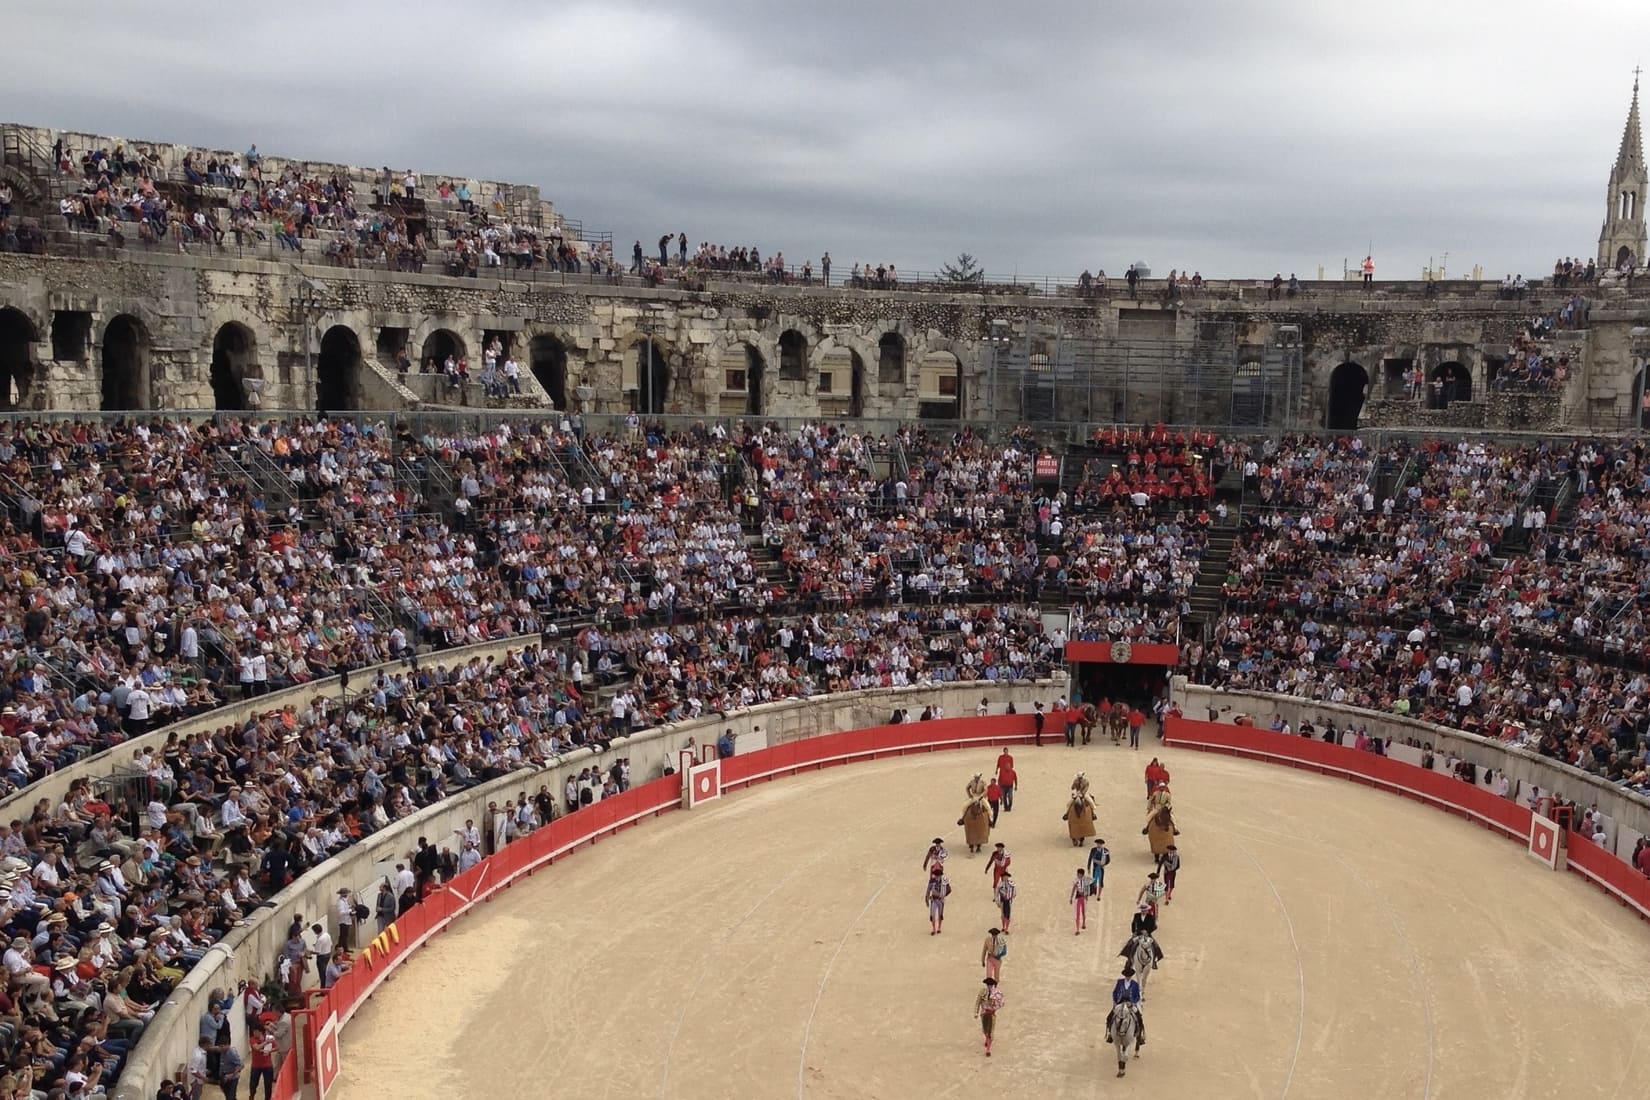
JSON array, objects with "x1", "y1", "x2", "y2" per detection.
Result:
[{"x1": 1106, "y1": 964, "x2": 1145, "y2": 1046}]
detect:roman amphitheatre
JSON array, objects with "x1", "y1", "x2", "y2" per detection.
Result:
[{"x1": 0, "y1": 69, "x2": 1645, "y2": 1100}]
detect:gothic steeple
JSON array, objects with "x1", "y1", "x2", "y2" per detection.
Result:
[{"x1": 1600, "y1": 71, "x2": 1648, "y2": 270}]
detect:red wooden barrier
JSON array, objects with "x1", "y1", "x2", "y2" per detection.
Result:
[{"x1": 1165, "y1": 715, "x2": 1650, "y2": 923}]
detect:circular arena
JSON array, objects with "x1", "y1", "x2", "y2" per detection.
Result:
[
  {"x1": 332, "y1": 744, "x2": 1650, "y2": 1099},
  {"x1": 0, "y1": 79, "x2": 1649, "y2": 1100}
]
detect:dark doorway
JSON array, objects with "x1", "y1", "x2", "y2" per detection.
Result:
[
  {"x1": 376, "y1": 327, "x2": 409, "y2": 370},
  {"x1": 633, "y1": 339, "x2": 670, "y2": 414},
  {"x1": 530, "y1": 334, "x2": 569, "y2": 409},
  {"x1": 1619, "y1": 245, "x2": 1636, "y2": 271},
  {"x1": 745, "y1": 345, "x2": 765, "y2": 416},
  {"x1": 778, "y1": 330, "x2": 808, "y2": 381},
  {"x1": 100, "y1": 314, "x2": 150, "y2": 411},
  {"x1": 849, "y1": 350, "x2": 865, "y2": 417},
  {"x1": 210, "y1": 323, "x2": 256, "y2": 410},
  {"x1": 51, "y1": 310, "x2": 91, "y2": 363},
  {"x1": 1636, "y1": 369, "x2": 1650, "y2": 430},
  {"x1": 1325, "y1": 361, "x2": 1368, "y2": 431},
  {"x1": 878, "y1": 332, "x2": 905, "y2": 384},
  {"x1": 316, "y1": 326, "x2": 364, "y2": 414},
  {"x1": 0, "y1": 308, "x2": 36, "y2": 410},
  {"x1": 1430, "y1": 361, "x2": 1471, "y2": 407},
  {"x1": 421, "y1": 329, "x2": 465, "y2": 371}
]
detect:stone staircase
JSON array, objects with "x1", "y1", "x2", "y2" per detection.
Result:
[{"x1": 1184, "y1": 520, "x2": 1237, "y2": 635}]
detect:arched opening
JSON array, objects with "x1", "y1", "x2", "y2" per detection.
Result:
[
  {"x1": 629, "y1": 339, "x2": 670, "y2": 414},
  {"x1": 210, "y1": 322, "x2": 257, "y2": 411},
  {"x1": 530, "y1": 334, "x2": 569, "y2": 410},
  {"x1": 421, "y1": 329, "x2": 466, "y2": 371},
  {"x1": 376, "y1": 327, "x2": 410, "y2": 372},
  {"x1": 778, "y1": 330, "x2": 808, "y2": 381},
  {"x1": 878, "y1": 332, "x2": 905, "y2": 385},
  {"x1": 316, "y1": 325, "x2": 364, "y2": 414},
  {"x1": 1618, "y1": 245, "x2": 1637, "y2": 271},
  {"x1": 918, "y1": 351, "x2": 963, "y2": 420},
  {"x1": 850, "y1": 349, "x2": 866, "y2": 417},
  {"x1": 0, "y1": 308, "x2": 37, "y2": 411},
  {"x1": 1430, "y1": 361, "x2": 1471, "y2": 408},
  {"x1": 1635, "y1": 367, "x2": 1650, "y2": 430},
  {"x1": 1325, "y1": 361, "x2": 1368, "y2": 431},
  {"x1": 100, "y1": 314, "x2": 151, "y2": 411},
  {"x1": 745, "y1": 345, "x2": 765, "y2": 416}
]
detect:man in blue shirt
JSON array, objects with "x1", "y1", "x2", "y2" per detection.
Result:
[{"x1": 1107, "y1": 965, "x2": 1145, "y2": 1046}]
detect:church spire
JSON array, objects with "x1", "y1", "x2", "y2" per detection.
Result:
[
  {"x1": 1600, "y1": 71, "x2": 1648, "y2": 271},
  {"x1": 1617, "y1": 68, "x2": 1644, "y2": 173}
]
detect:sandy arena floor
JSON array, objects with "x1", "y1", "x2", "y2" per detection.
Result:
[{"x1": 333, "y1": 741, "x2": 1650, "y2": 1099}]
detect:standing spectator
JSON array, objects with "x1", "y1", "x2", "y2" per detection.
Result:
[
  {"x1": 247, "y1": 1023, "x2": 277, "y2": 1100},
  {"x1": 1361, "y1": 254, "x2": 1374, "y2": 284},
  {"x1": 821, "y1": 251, "x2": 831, "y2": 286},
  {"x1": 334, "y1": 888, "x2": 356, "y2": 952},
  {"x1": 375, "y1": 880, "x2": 397, "y2": 934},
  {"x1": 218, "y1": 1043, "x2": 245, "y2": 1100}
]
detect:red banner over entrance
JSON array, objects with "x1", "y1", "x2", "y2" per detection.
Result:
[
  {"x1": 1065, "y1": 641, "x2": 1179, "y2": 665},
  {"x1": 1034, "y1": 455, "x2": 1060, "y2": 478}
]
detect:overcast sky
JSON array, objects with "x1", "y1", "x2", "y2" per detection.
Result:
[{"x1": 4, "y1": 0, "x2": 1647, "y2": 279}]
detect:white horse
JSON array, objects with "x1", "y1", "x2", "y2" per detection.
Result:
[
  {"x1": 1106, "y1": 1001, "x2": 1141, "y2": 1076},
  {"x1": 1122, "y1": 932, "x2": 1163, "y2": 1000}
]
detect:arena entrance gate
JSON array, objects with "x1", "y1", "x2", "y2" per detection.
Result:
[{"x1": 1064, "y1": 640, "x2": 1178, "y2": 713}]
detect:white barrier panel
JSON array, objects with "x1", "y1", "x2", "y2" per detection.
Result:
[
  {"x1": 1528, "y1": 813, "x2": 1566, "y2": 871},
  {"x1": 684, "y1": 759, "x2": 723, "y2": 808}
]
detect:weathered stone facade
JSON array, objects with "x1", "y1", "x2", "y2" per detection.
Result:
[{"x1": 2, "y1": 247, "x2": 1649, "y2": 432}]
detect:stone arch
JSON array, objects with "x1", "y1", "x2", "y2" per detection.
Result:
[
  {"x1": 716, "y1": 341, "x2": 766, "y2": 416},
  {"x1": 849, "y1": 349, "x2": 866, "y2": 417},
  {"x1": 100, "y1": 314, "x2": 152, "y2": 411},
  {"x1": 877, "y1": 332, "x2": 906, "y2": 385},
  {"x1": 1430, "y1": 360, "x2": 1471, "y2": 407},
  {"x1": 918, "y1": 350, "x2": 963, "y2": 419},
  {"x1": 209, "y1": 322, "x2": 259, "y2": 410},
  {"x1": 0, "y1": 165, "x2": 36, "y2": 205},
  {"x1": 1618, "y1": 245, "x2": 1637, "y2": 271},
  {"x1": 529, "y1": 333, "x2": 570, "y2": 410},
  {"x1": 1325, "y1": 361, "x2": 1368, "y2": 431},
  {"x1": 1635, "y1": 366, "x2": 1650, "y2": 430},
  {"x1": 627, "y1": 337, "x2": 671, "y2": 414},
  {"x1": 420, "y1": 328, "x2": 467, "y2": 370},
  {"x1": 0, "y1": 307, "x2": 38, "y2": 411},
  {"x1": 316, "y1": 324, "x2": 365, "y2": 414},
  {"x1": 778, "y1": 329, "x2": 809, "y2": 381}
]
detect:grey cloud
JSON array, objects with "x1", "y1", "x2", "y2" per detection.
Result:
[{"x1": 1, "y1": 0, "x2": 1645, "y2": 278}]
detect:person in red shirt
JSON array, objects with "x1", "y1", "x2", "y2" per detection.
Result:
[
  {"x1": 986, "y1": 778, "x2": 1003, "y2": 826},
  {"x1": 248, "y1": 1020, "x2": 277, "y2": 1099},
  {"x1": 1128, "y1": 708, "x2": 1146, "y2": 749},
  {"x1": 994, "y1": 749, "x2": 1016, "y2": 813},
  {"x1": 1144, "y1": 758, "x2": 1170, "y2": 799}
]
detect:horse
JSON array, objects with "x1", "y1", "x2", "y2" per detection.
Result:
[
  {"x1": 1121, "y1": 931, "x2": 1163, "y2": 999},
  {"x1": 1076, "y1": 703, "x2": 1099, "y2": 745},
  {"x1": 1144, "y1": 805, "x2": 1179, "y2": 859},
  {"x1": 959, "y1": 796, "x2": 992, "y2": 853},
  {"x1": 1063, "y1": 792, "x2": 1097, "y2": 846},
  {"x1": 1109, "y1": 708, "x2": 1128, "y2": 745},
  {"x1": 1107, "y1": 1001, "x2": 1141, "y2": 1076},
  {"x1": 966, "y1": 773, "x2": 988, "y2": 801}
]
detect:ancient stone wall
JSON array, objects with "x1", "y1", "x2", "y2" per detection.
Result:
[{"x1": 1, "y1": 247, "x2": 1647, "y2": 432}]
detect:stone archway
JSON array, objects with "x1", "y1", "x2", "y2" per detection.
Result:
[
  {"x1": 878, "y1": 332, "x2": 906, "y2": 385},
  {"x1": 317, "y1": 325, "x2": 364, "y2": 414},
  {"x1": 100, "y1": 314, "x2": 151, "y2": 411},
  {"x1": 778, "y1": 329, "x2": 809, "y2": 381},
  {"x1": 530, "y1": 334, "x2": 569, "y2": 410},
  {"x1": 210, "y1": 322, "x2": 258, "y2": 410},
  {"x1": 850, "y1": 349, "x2": 866, "y2": 417},
  {"x1": 629, "y1": 338, "x2": 671, "y2": 414},
  {"x1": 1618, "y1": 245, "x2": 1637, "y2": 271},
  {"x1": 1635, "y1": 367, "x2": 1650, "y2": 430},
  {"x1": 918, "y1": 351, "x2": 963, "y2": 419},
  {"x1": 1326, "y1": 361, "x2": 1368, "y2": 431},
  {"x1": 421, "y1": 328, "x2": 466, "y2": 371},
  {"x1": 0, "y1": 307, "x2": 38, "y2": 411},
  {"x1": 1430, "y1": 361, "x2": 1471, "y2": 408}
]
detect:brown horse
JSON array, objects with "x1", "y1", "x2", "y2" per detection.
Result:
[
  {"x1": 1144, "y1": 805, "x2": 1179, "y2": 858},
  {"x1": 1076, "y1": 704, "x2": 1099, "y2": 745}
]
